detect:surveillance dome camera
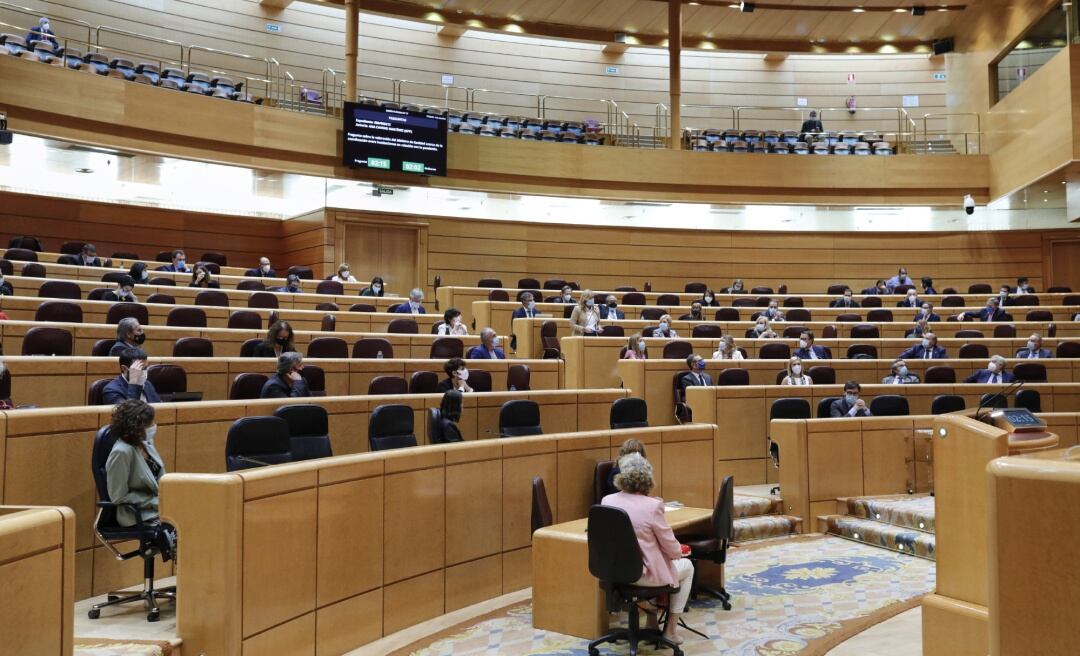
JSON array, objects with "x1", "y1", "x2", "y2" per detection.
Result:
[{"x1": 963, "y1": 194, "x2": 975, "y2": 216}]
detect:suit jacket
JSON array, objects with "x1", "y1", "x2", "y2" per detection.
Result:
[
  {"x1": 393, "y1": 303, "x2": 427, "y2": 314},
  {"x1": 916, "y1": 312, "x2": 941, "y2": 322},
  {"x1": 882, "y1": 374, "x2": 921, "y2": 384},
  {"x1": 103, "y1": 374, "x2": 161, "y2": 405},
  {"x1": 260, "y1": 374, "x2": 311, "y2": 398},
  {"x1": 102, "y1": 291, "x2": 137, "y2": 303},
  {"x1": 799, "y1": 119, "x2": 823, "y2": 134},
  {"x1": 80, "y1": 256, "x2": 105, "y2": 267},
  {"x1": 830, "y1": 298, "x2": 860, "y2": 308},
  {"x1": 830, "y1": 398, "x2": 872, "y2": 418},
  {"x1": 963, "y1": 307, "x2": 1008, "y2": 322},
  {"x1": 600, "y1": 491, "x2": 682, "y2": 587},
  {"x1": 272, "y1": 286, "x2": 303, "y2": 294},
  {"x1": 896, "y1": 297, "x2": 922, "y2": 308},
  {"x1": 434, "y1": 417, "x2": 463, "y2": 444},
  {"x1": 600, "y1": 306, "x2": 625, "y2": 320},
  {"x1": 569, "y1": 306, "x2": 602, "y2": 336},
  {"x1": 466, "y1": 345, "x2": 505, "y2": 360},
  {"x1": 922, "y1": 286, "x2": 938, "y2": 295},
  {"x1": 189, "y1": 281, "x2": 221, "y2": 289},
  {"x1": 795, "y1": 345, "x2": 830, "y2": 360},
  {"x1": 108, "y1": 341, "x2": 144, "y2": 357},
  {"x1": 1015, "y1": 348, "x2": 1052, "y2": 359},
  {"x1": 252, "y1": 343, "x2": 297, "y2": 358},
  {"x1": 899, "y1": 344, "x2": 947, "y2": 360},
  {"x1": 964, "y1": 369, "x2": 1016, "y2": 384},
  {"x1": 105, "y1": 435, "x2": 165, "y2": 526},
  {"x1": 511, "y1": 307, "x2": 539, "y2": 320},
  {"x1": 678, "y1": 371, "x2": 712, "y2": 399},
  {"x1": 159, "y1": 264, "x2": 190, "y2": 273},
  {"x1": 244, "y1": 268, "x2": 278, "y2": 278}
]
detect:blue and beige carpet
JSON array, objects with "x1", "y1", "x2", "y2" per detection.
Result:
[{"x1": 402, "y1": 535, "x2": 935, "y2": 655}]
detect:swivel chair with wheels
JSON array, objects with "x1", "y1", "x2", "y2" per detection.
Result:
[{"x1": 679, "y1": 475, "x2": 734, "y2": 610}]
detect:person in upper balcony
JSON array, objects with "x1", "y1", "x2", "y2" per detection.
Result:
[
  {"x1": 26, "y1": 17, "x2": 59, "y2": 48},
  {"x1": 800, "y1": 110, "x2": 823, "y2": 134}
]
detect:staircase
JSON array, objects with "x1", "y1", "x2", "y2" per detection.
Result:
[
  {"x1": 732, "y1": 493, "x2": 802, "y2": 542},
  {"x1": 903, "y1": 138, "x2": 958, "y2": 155},
  {"x1": 819, "y1": 494, "x2": 936, "y2": 560}
]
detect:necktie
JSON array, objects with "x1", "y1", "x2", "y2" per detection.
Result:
[
  {"x1": 925, "y1": 350, "x2": 931, "y2": 359},
  {"x1": 990, "y1": 373, "x2": 998, "y2": 384}
]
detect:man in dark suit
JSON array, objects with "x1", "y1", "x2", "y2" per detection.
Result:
[
  {"x1": 1016, "y1": 333, "x2": 1052, "y2": 359},
  {"x1": 897, "y1": 289, "x2": 921, "y2": 308},
  {"x1": 997, "y1": 285, "x2": 1014, "y2": 306},
  {"x1": 244, "y1": 257, "x2": 277, "y2": 278},
  {"x1": 109, "y1": 317, "x2": 146, "y2": 356},
  {"x1": 958, "y1": 297, "x2": 1008, "y2": 322},
  {"x1": 103, "y1": 351, "x2": 161, "y2": 404},
  {"x1": 759, "y1": 300, "x2": 784, "y2": 322},
  {"x1": 862, "y1": 280, "x2": 889, "y2": 295},
  {"x1": 260, "y1": 352, "x2": 311, "y2": 398},
  {"x1": 511, "y1": 292, "x2": 538, "y2": 319},
  {"x1": 964, "y1": 356, "x2": 1016, "y2": 384},
  {"x1": 467, "y1": 327, "x2": 506, "y2": 360},
  {"x1": 272, "y1": 274, "x2": 304, "y2": 294},
  {"x1": 102, "y1": 275, "x2": 138, "y2": 303},
  {"x1": 159, "y1": 249, "x2": 191, "y2": 273},
  {"x1": 678, "y1": 354, "x2": 713, "y2": 398},
  {"x1": 393, "y1": 288, "x2": 427, "y2": 314},
  {"x1": 79, "y1": 243, "x2": 105, "y2": 267},
  {"x1": 917, "y1": 303, "x2": 941, "y2": 322},
  {"x1": 899, "y1": 332, "x2": 947, "y2": 360},
  {"x1": 830, "y1": 381, "x2": 872, "y2": 418},
  {"x1": 1014, "y1": 277, "x2": 1035, "y2": 294},
  {"x1": 795, "y1": 331, "x2": 830, "y2": 360},
  {"x1": 830, "y1": 288, "x2": 860, "y2": 308},
  {"x1": 799, "y1": 110, "x2": 823, "y2": 134},
  {"x1": 601, "y1": 294, "x2": 625, "y2": 320}
]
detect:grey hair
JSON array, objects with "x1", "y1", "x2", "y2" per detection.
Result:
[
  {"x1": 116, "y1": 317, "x2": 139, "y2": 341},
  {"x1": 480, "y1": 326, "x2": 496, "y2": 340},
  {"x1": 613, "y1": 453, "x2": 655, "y2": 494},
  {"x1": 277, "y1": 351, "x2": 303, "y2": 376},
  {"x1": 990, "y1": 354, "x2": 1007, "y2": 367}
]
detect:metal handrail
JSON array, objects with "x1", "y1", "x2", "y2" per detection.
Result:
[
  {"x1": 187, "y1": 44, "x2": 273, "y2": 99},
  {"x1": 0, "y1": 1, "x2": 92, "y2": 45},
  {"x1": 921, "y1": 112, "x2": 981, "y2": 154},
  {"x1": 468, "y1": 88, "x2": 541, "y2": 116},
  {"x1": 94, "y1": 25, "x2": 184, "y2": 68}
]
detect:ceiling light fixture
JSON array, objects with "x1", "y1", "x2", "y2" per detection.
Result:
[{"x1": 852, "y1": 7, "x2": 866, "y2": 12}]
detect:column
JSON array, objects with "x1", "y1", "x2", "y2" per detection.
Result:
[
  {"x1": 345, "y1": 0, "x2": 359, "y2": 102},
  {"x1": 668, "y1": 0, "x2": 682, "y2": 149}
]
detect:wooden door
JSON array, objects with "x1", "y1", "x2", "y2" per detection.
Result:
[
  {"x1": 1050, "y1": 240, "x2": 1080, "y2": 291},
  {"x1": 340, "y1": 222, "x2": 421, "y2": 295}
]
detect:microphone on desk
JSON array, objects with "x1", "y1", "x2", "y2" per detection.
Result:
[{"x1": 974, "y1": 379, "x2": 1025, "y2": 422}]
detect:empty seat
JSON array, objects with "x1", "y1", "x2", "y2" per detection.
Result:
[
  {"x1": 622, "y1": 292, "x2": 646, "y2": 305},
  {"x1": 247, "y1": 292, "x2": 279, "y2": 309},
  {"x1": 227, "y1": 310, "x2": 262, "y2": 330},
  {"x1": 714, "y1": 308, "x2": 740, "y2": 321},
  {"x1": 808, "y1": 366, "x2": 836, "y2": 385},
  {"x1": 34, "y1": 300, "x2": 83, "y2": 323},
  {"x1": 409, "y1": 371, "x2": 439, "y2": 394},
  {"x1": 430, "y1": 337, "x2": 463, "y2": 359},
  {"x1": 968, "y1": 284, "x2": 992, "y2": 294},
  {"x1": 925, "y1": 366, "x2": 956, "y2": 384},
  {"x1": 173, "y1": 337, "x2": 214, "y2": 357},
  {"x1": 850, "y1": 324, "x2": 880, "y2": 339},
  {"x1": 477, "y1": 278, "x2": 503, "y2": 288},
  {"x1": 1013, "y1": 362, "x2": 1047, "y2": 382},
  {"x1": 237, "y1": 280, "x2": 266, "y2": 291},
  {"x1": 274, "y1": 405, "x2": 332, "y2": 460},
  {"x1": 692, "y1": 324, "x2": 722, "y2": 339},
  {"x1": 316, "y1": 280, "x2": 343, "y2": 295},
  {"x1": 195, "y1": 290, "x2": 229, "y2": 307},
  {"x1": 225, "y1": 416, "x2": 293, "y2": 471},
  {"x1": 662, "y1": 341, "x2": 693, "y2": 360},
  {"x1": 387, "y1": 318, "x2": 418, "y2": 334},
  {"x1": 716, "y1": 368, "x2": 749, "y2": 386},
  {"x1": 866, "y1": 309, "x2": 893, "y2": 322},
  {"x1": 38, "y1": 280, "x2": 81, "y2": 299},
  {"x1": 146, "y1": 364, "x2": 187, "y2": 396},
  {"x1": 229, "y1": 373, "x2": 269, "y2": 400},
  {"x1": 4, "y1": 247, "x2": 38, "y2": 262},
  {"x1": 786, "y1": 308, "x2": 811, "y2": 322},
  {"x1": 931, "y1": 395, "x2": 966, "y2": 414},
  {"x1": 368, "y1": 404, "x2": 417, "y2": 451},
  {"x1": 993, "y1": 324, "x2": 1016, "y2": 338},
  {"x1": 307, "y1": 337, "x2": 348, "y2": 359},
  {"x1": 1026, "y1": 310, "x2": 1053, "y2": 322},
  {"x1": 146, "y1": 293, "x2": 175, "y2": 305},
  {"x1": 1056, "y1": 341, "x2": 1080, "y2": 358},
  {"x1": 610, "y1": 397, "x2": 648, "y2": 429},
  {"x1": 869, "y1": 395, "x2": 909, "y2": 416},
  {"x1": 835, "y1": 313, "x2": 860, "y2": 323},
  {"x1": 499, "y1": 400, "x2": 542, "y2": 437},
  {"x1": 1015, "y1": 389, "x2": 1042, "y2": 413},
  {"x1": 22, "y1": 326, "x2": 73, "y2": 356},
  {"x1": 349, "y1": 303, "x2": 377, "y2": 312},
  {"x1": 758, "y1": 343, "x2": 790, "y2": 360},
  {"x1": 955, "y1": 329, "x2": 984, "y2": 339},
  {"x1": 167, "y1": 307, "x2": 207, "y2": 327},
  {"x1": 507, "y1": 364, "x2": 531, "y2": 391},
  {"x1": 353, "y1": 338, "x2": 393, "y2": 359},
  {"x1": 367, "y1": 376, "x2": 408, "y2": 395},
  {"x1": 656, "y1": 294, "x2": 680, "y2": 305},
  {"x1": 846, "y1": 344, "x2": 878, "y2": 359},
  {"x1": 941, "y1": 295, "x2": 965, "y2": 307},
  {"x1": 958, "y1": 343, "x2": 989, "y2": 359}
]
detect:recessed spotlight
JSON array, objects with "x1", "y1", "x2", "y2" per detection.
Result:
[
  {"x1": 75, "y1": 167, "x2": 94, "y2": 174},
  {"x1": 895, "y1": 8, "x2": 907, "y2": 12},
  {"x1": 852, "y1": 7, "x2": 866, "y2": 12}
]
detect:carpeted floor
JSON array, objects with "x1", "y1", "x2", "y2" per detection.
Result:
[
  {"x1": 74, "y1": 639, "x2": 174, "y2": 656},
  {"x1": 401, "y1": 535, "x2": 935, "y2": 656}
]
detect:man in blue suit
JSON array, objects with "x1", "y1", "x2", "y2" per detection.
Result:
[
  {"x1": 958, "y1": 297, "x2": 1008, "y2": 322},
  {"x1": 394, "y1": 288, "x2": 427, "y2": 314},
  {"x1": 964, "y1": 355, "x2": 1016, "y2": 384},
  {"x1": 466, "y1": 328, "x2": 506, "y2": 360},
  {"x1": 600, "y1": 294, "x2": 624, "y2": 320},
  {"x1": 1016, "y1": 333, "x2": 1052, "y2": 359},
  {"x1": 511, "y1": 292, "x2": 538, "y2": 319},
  {"x1": 159, "y1": 249, "x2": 191, "y2": 273},
  {"x1": 678, "y1": 354, "x2": 713, "y2": 396},
  {"x1": 899, "y1": 332, "x2": 947, "y2": 360},
  {"x1": 896, "y1": 289, "x2": 921, "y2": 308},
  {"x1": 795, "y1": 331, "x2": 830, "y2": 360},
  {"x1": 103, "y1": 350, "x2": 161, "y2": 404},
  {"x1": 917, "y1": 302, "x2": 941, "y2": 322}
]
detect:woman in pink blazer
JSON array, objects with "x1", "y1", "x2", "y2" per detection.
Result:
[{"x1": 601, "y1": 453, "x2": 694, "y2": 644}]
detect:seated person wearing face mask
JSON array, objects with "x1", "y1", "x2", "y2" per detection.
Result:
[
  {"x1": 700, "y1": 290, "x2": 720, "y2": 307},
  {"x1": 862, "y1": 279, "x2": 889, "y2": 295},
  {"x1": 907, "y1": 319, "x2": 930, "y2": 339},
  {"x1": 80, "y1": 243, "x2": 105, "y2": 267},
  {"x1": 128, "y1": 262, "x2": 150, "y2": 285},
  {"x1": 467, "y1": 327, "x2": 505, "y2": 359},
  {"x1": 964, "y1": 355, "x2": 1016, "y2": 384},
  {"x1": 996, "y1": 285, "x2": 1014, "y2": 307},
  {"x1": 900, "y1": 332, "x2": 947, "y2": 359},
  {"x1": 917, "y1": 302, "x2": 941, "y2": 322},
  {"x1": 512, "y1": 292, "x2": 539, "y2": 319},
  {"x1": 254, "y1": 320, "x2": 297, "y2": 358},
  {"x1": 437, "y1": 357, "x2": 474, "y2": 393},
  {"x1": 897, "y1": 289, "x2": 921, "y2": 308},
  {"x1": 726, "y1": 279, "x2": 746, "y2": 294},
  {"x1": 330, "y1": 263, "x2": 357, "y2": 283},
  {"x1": 261, "y1": 352, "x2": 312, "y2": 398},
  {"x1": 624, "y1": 333, "x2": 648, "y2": 360},
  {"x1": 679, "y1": 302, "x2": 704, "y2": 322},
  {"x1": 921, "y1": 276, "x2": 938, "y2": 295},
  {"x1": 103, "y1": 275, "x2": 138, "y2": 303},
  {"x1": 759, "y1": 301, "x2": 784, "y2": 322},
  {"x1": 360, "y1": 276, "x2": 385, "y2": 297},
  {"x1": 650, "y1": 314, "x2": 678, "y2": 339},
  {"x1": 273, "y1": 274, "x2": 304, "y2": 294},
  {"x1": 795, "y1": 331, "x2": 829, "y2": 360},
  {"x1": 431, "y1": 391, "x2": 465, "y2": 444},
  {"x1": 830, "y1": 287, "x2": 859, "y2": 308},
  {"x1": 437, "y1": 307, "x2": 469, "y2": 336},
  {"x1": 1014, "y1": 277, "x2": 1035, "y2": 294},
  {"x1": 601, "y1": 295, "x2": 624, "y2": 320},
  {"x1": 395, "y1": 288, "x2": 427, "y2": 314},
  {"x1": 886, "y1": 268, "x2": 914, "y2": 293},
  {"x1": 780, "y1": 357, "x2": 811, "y2": 386},
  {"x1": 555, "y1": 285, "x2": 576, "y2": 304},
  {"x1": 104, "y1": 350, "x2": 161, "y2": 404},
  {"x1": 750, "y1": 318, "x2": 778, "y2": 339},
  {"x1": 712, "y1": 335, "x2": 743, "y2": 360},
  {"x1": 830, "y1": 381, "x2": 872, "y2": 417},
  {"x1": 1016, "y1": 333, "x2": 1051, "y2": 359},
  {"x1": 570, "y1": 291, "x2": 602, "y2": 336},
  {"x1": 958, "y1": 297, "x2": 1007, "y2": 322},
  {"x1": 679, "y1": 355, "x2": 712, "y2": 395},
  {"x1": 159, "y1": 250, "x2": 191, "y2": 274},
  {"x1": 245, "y1": 257, "x2": 277, "y2": 278},
  {"x1": 110, "y1": 318, "x2": 147, "y2": 356},
  {"x1": 883, "y1": 358, "x2": 920, "y2": 384}
]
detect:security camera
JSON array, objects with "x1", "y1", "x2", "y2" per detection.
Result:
[{"x1": 963, "y1": 194, "x2": 975, "y2": 216}]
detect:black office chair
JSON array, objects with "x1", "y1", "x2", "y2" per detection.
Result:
[
  {"x1": 88, "y1": 425, "x2": 176, "y2": 622},
  {"x1": 273, "y1": 404, "x2": 332, "y2": 461},
  {"x1": 930, "y1": 394, "x2": 966, "y2": 415},
  {"x1": 368, "y1": 404, "x2": 418, "y2": 451},
  {"x1": 870, "y1": 395, "x2": 910, "y2": 416},
  {"x1": 531, "y1": 476, "x2": 554, "y2": 534},
  {"x1": 817, "y1": 396, "x2": 840, "y2": 418},
  {"x1": 499, "y1": 399, "x2": 542, "y2": 437},
  {"x1": 225, "y1": 416, "x2": 293, "y2": 471},
  {"x1": 979, "y1": 393, "x2": 1008, "y2": 410},
  {"x1": 586, "y1": 505, "x2": 684, "y2": 656},
  {"x1": 1015, "y1": 389, "x2": 1042, "y2": 413},
  {"x1": 768, "y1": 398, "x2": 811, "y2": 494},
  {"x1": 681, "y1": 475, "x2": 734, "y2": 610},
  {"x1": 610, "y1": 397, "x2": 648, "y2": 429},
  {"x1": 593, "y1": 460, "x2": 616, "y2": 504}
]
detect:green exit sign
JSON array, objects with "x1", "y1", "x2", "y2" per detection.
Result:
[
  {"x1": 367, "y1": 157, "x2": 390, "y2": 170},
  {"x1": 402, "y1": 161, "x2": 425, "y2": 173}
]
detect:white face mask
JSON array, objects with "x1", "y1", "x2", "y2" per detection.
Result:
[
  {"x1": 563, "y1": 294, "x2": 572, "y2": 301},
  {"x1": 492, "y1": 337, "x2": 502, "y2": 348},
  {"x1": 373, "y1": 285, "x2": 382, "y2": 293},
  {"x1": 845, "y1": 393, "x2": 858, "y2": 404},
  {"x1": 145, "y1": 424, "x2": 158, "y2": 441},
  {"x1": 791, "y1": 364, "x2": 802, "y2": 375},
  {"x1": 457, "y1": 368, "x2": 470, "y2": 381},
  {"x1": 755, "y1": 324, "x2": 766, "y2": 332},
  {"x1": 921, "y1": 338, "x2": 930, "y2": 348},
  {"x1": 898, "y1": 365, "x2": 909, "y2": 376},
  {"x1": 637, "y1": 341, "x2": 647, "y2": 352},
  {"x1": 412, "y1": 298, "x2": 423, "y2": 306},
  {"x1": 769, "y1": 306, "x2": 778, "y2": 313},
  {"x1": 908, "y1": 294, "x2": 917, "y2": 302},
  {"x1": 987, "y1": 361, "x2": 998, "y2": 373},
  {"x1": 799, "y1": 339, "x2": 808, "y2": 349},
  {"x1": 261, "y1": 264, "x2": 270, "y2": 272},
  {"x1": 527, "y1": 301, "x2": 536, "y2": 310},
  {"x1": 340, "y1": 271, "x2": 350, "y2": 279},
  {"x1": 585, "y1": 299, "x2": 594, "y2": 307},
  {"x1": 451, "y1": 316, "x2": 461, "y2": 325},
  {"x1": 659, "y1": 322, "x2": 669, "y2": 331},
  {"x1": 1027, "y1": 340, "x2": 1036, "y2": 351},
  {"x1": 704, "y1": 296, "x2": 713, "y2": 303}
]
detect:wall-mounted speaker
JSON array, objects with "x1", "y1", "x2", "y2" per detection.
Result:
[{"x1": 932, "y1": 38, "x2": 954, "y2": 55}]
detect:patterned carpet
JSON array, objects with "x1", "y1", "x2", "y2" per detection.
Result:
[
  {"x1": 74, "y1": 640, "x2": 174, "y2": 656},
  {"x1": 402, "y1": 535, "x2": 935, "y2": 656}
]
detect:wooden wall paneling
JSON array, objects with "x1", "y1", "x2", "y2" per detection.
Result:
[{"x1": 282, "y1": 208, "x2": 334, "y2": 277}]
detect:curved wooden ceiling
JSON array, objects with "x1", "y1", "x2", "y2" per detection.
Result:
[{"x1": 349, "y1": 0, "x2": 967, "y2": 52}]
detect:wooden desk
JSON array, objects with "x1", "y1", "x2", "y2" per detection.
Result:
[{"x1": 532, "y1": 506, "x2": 721, "y2": 640}]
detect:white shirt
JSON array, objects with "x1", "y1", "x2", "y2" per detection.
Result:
[
  {"x1": 438, "y1": 322, "x2": 468, "y2": 336},
  {"x1": 712, "y1": 349, "x2": 743, "y2": 360},
  {"x1": 584, "y1": 310, "x2": 598, "y2": 331},
  {"x1": 782, "y1": 375, "x2": 811, "y2": 386}
]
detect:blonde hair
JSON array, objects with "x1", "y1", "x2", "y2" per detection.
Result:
[
  {"x1": 579, "y1": 289, "x2": 595, "y2": 308},
  {"x1": 613, "y1": 453, "x2": 654, "y2": 494},
  {"x1": 627, "y1": 333, "x2": 644, "y2": 354},
  {"x1": 787, "y1": 356, "x2": 804, "y2": 376},
  {"x1": 618, "y1": 438, "x2": 647, "y2": 459},
  {"x1": 338, "y1": 263, "x2": 350, "y2": 275}
]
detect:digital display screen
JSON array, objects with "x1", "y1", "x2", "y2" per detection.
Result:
[
  {"x1": 342, "y1": 102, "x2": 447, "y2": 176},
  {"x1": 999, "y1": 409, "x2": 1044, "y2": 427}
]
